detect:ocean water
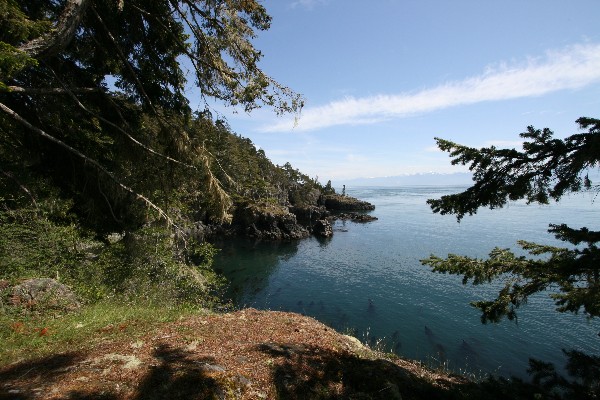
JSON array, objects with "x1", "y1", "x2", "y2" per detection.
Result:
[{"x1": 213, "y1": 186, "x2": 600, "y2": 378}]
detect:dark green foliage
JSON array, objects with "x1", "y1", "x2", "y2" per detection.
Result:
[
  {"x1": 422, "y1": 239, "x2": 598, "y2": 324},
  {"x1": 323, "y1": 180, "x2": 336, "y2": 195},
  {"x1": 421, "y1": 118, "x2": 600, "y2": 398},
  {"x1": 0, "y1": 1, "x2": 319, "y2": 310},
  {"x1": 193, "y1": 118, "x2": 325, "y2": 208},
  {"x1": 427, "y1": 118, "x2": 600, "y2": 221},
  {"x1": 0, "y1": 0, "x2": 303, "y2": 229},
  {"x1": 0, "y1": 0, "x2": 49, "y2": 89},
  {"x1": 279, "y1": 162, "x2": 324, "y2": 206},
  {"x1": 0, "y1": 202, "x2": 82, "y2": 280},
  {"x1": 423, "y1": 118, "x2": 600, "y2": 322},
  {"x1": 0, "y1": 171, "x2": 224, "y2": 306}
]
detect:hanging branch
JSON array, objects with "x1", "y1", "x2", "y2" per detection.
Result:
[
  {"x1": 90, "y1": 5, "x2": 158, "y2": 115},
  {"x1": 0, "y1": 101, "x2": 179, "y2": 230},
  {"x1": 46, "y1": 67, "x2": 201, "y2": 172},
  {"x1": 0, "y1": 168, "x2": 38, "y2": 208}
]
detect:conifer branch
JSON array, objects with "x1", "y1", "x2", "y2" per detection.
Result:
[
  {"x1": 0, "y1": 101, "x2": 179, "y2": 231},
  {"x1": 90, "y1": 6, "x2": 157, "y2": 115},
  {"x1": 46, "y1": 68, "x2": 199, "y2": 172}
]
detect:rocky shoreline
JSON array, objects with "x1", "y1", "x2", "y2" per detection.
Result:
[
  {"x1": 191, "y1": 193, "x2": 377, "y2": 242},
  {"x1": 236, "y1": 194, "x2": 376, "y2": 240}
]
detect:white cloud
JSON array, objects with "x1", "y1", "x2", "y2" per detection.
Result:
[
  {"x1": 424, "y1": 145, "x2": 443, "y2": 153},
  {"x1": 261, "y1": 43, "x2": 600, "y2": 133}
]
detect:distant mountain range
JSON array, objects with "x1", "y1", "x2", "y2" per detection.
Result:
[{"x1": 340, "y1": 172, "x2": 473, "y2": 187}]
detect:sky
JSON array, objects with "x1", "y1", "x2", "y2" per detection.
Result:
[{"x1": 194, "y1": 0, "x2": 600, "y2": 185}]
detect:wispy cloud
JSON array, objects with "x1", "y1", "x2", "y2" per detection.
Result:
[
  {"x1": 424, "y1": 145, "x2": 443, "y2": 153},
  {"x1": 290, "y1": 0, "x2": 328, "y2": 10},
  {"x1": 262, "y1": 43, "x2": 600, "y2": 132}
]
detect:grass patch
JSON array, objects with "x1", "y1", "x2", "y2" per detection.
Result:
[{"x1": 0, "y1": 299, "x2": 210, "y2": 366}]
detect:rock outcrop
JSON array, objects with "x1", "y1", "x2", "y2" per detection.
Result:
[
  {"x1": 313, "y1": 219, "x2": 333, "y2": 237},
  {"x1": 336, "y1": 212, "x2": 378, "y2": 223},
  {"x1": 232, "y1": 202, "x2": 309, "y2": 240},
  {"x1": 2, "y1": 278, "x2": 80, "y2": 312},
  {"x1": 288, "y1": 204, "x2": 330, "y2": 226},
  {"x1": 217, "y1": 192, "x2": 376, "y2": 241},
  {"x1": 321, "y1": 194, "x2": 375, "y2": 211}
]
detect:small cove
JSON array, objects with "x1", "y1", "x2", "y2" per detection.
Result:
[{"x1": 214, "y1": 186, "x2": 600, "y2": 378}]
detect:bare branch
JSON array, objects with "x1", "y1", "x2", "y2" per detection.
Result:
[
  {"x1": 0, "y1": 168, "x2": 38, "y2": 208},
  {"x1": 5, "y1": 86, "x2": 101, "y2": 94},
  {"x1": 0, "y1": 101, "x2": 179, "y2": 230}
]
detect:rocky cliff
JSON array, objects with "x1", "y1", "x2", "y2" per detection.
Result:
[{"x1": 224, "y1": 194, "x2": 376, "y2": 241}]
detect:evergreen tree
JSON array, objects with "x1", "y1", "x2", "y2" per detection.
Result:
[
  {"x1": 0, "y1": 1, "x2": 310, "y2": 305},
  {"x1": 421, "y1": 117, "x2": 600, "y2": 398},
  {"x1": 0, "y1": 0, "x2": 303, "y2": 229}
]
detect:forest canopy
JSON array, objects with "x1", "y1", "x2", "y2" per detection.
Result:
[
  {"x1": 0, "y1": 0, "x2": 305, "y2": 227},
  {"x1": 0, "y1": 0, "x2": 314, "y2": 305}
]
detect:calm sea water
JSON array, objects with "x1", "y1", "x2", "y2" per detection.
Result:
[{"x1": 213, "y1": 186, "x2": 600, "y2": 378}]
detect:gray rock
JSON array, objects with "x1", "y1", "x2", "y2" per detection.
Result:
[
  {"x1": 8, "y1": 278, "x2": 80, "y2": 312},
  {"x1": 313, "y1": 219, "x2": 333, "y2": 238},
  {"x1": 233, "y1": 375, "x2": 252, "y2": 387},
  {"x1": 233, "y1": 202, "x2": 310, "y2": 240},
  {"x1": 321, "y1": 194, "x2": 375, "y2": 211},
  {"x1": 336, "y1": 212, "x2": 378, "y2": 223},
  {"x1": 198, "y1": 362, "x2": 226, "y2": 373}
]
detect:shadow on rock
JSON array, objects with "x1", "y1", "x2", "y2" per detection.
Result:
[
  {"x1": 0, "y1": 344, "x2": 237, "y2": 400},
  {"x1": 255, "y1": 342, "x2": 470, "y2": 400},
  {"x1": 133, "y1": 343, "x2": 225, "y2": 400},
  {"x1": 0, "y1": 352, "x2": 87, "y2": 400}
]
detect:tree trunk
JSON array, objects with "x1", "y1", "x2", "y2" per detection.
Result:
[{"x1": 18, "y1": 0, "x2": 90, "y2": 59}]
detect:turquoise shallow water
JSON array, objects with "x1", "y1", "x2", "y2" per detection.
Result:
[{"x1": 213, "y1": 186, "x2": 600, "y2": 378}]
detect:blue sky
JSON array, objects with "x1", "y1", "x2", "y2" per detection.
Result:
[{"x1": 195, "y1": 0, "x2": 600, "y2": 185}]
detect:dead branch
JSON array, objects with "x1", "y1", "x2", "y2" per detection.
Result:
[
  {"x1": 0, "y1": 101, "x2": 179, "y2": 231},
  {"x1": 0, "y1": 168, "x2": 38, "y2": 208},
  {"x1": 5, "y1": 86, "x2": 101, "y2": 94}
]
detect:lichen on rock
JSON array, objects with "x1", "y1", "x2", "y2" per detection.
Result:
[{"x1": 4, "y1": 278, "x2": 80, "y2": 313}]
